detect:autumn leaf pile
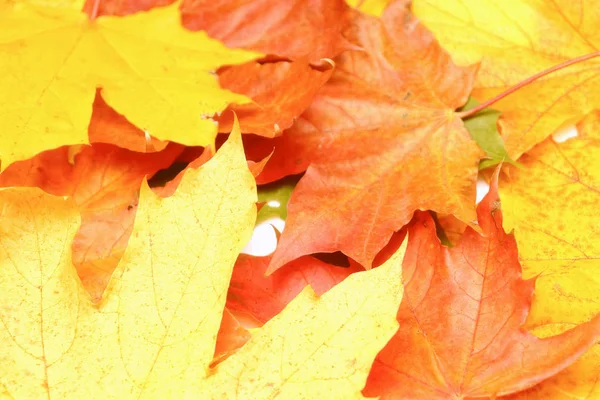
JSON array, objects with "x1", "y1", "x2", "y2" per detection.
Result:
[{"x1": 2, "y1": 0, "x2": 600, "y2": 398}]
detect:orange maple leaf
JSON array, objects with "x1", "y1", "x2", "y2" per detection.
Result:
[
  {"x1": 363, "y1": 171, "x2": 600, "y2": 399},
  {"x1": 213, "y1": 308, "x2": 252, "y2": 366},
  {"x1": 268, "y1": 3, "x2": 483, "y2": 272},
  {"x1": 180, "y1": 0, "x2": 356, "y2": 62}
]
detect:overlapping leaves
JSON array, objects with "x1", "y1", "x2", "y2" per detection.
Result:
[
  {"x1": 413, "y1": 0, "x2": 600, "y2": 160},
  {"x1": 0, "y1": 126, "x2": 406, "y2": 398},
  {"x1": 269, "y1": 2, "x2": 483, "y2": 272},
  {"x1": 0, "y1": 0, "x2": 257, "y2": 169},
  {"x1": 1, "y1": 0, "x2": 600, "y2": 398}
]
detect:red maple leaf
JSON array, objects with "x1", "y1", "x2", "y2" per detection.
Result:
[{"x1": 363, "y1": 170, "x2": 600, "y2": 399}]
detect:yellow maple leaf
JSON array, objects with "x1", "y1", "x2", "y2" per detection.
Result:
[
  {"x1": 199, "y1": 247, "x2": 405, "y2": 399},
  {"x1": 497, "y1": 112, "x2": 600, "y2": 398},
  {"x1": 412, "y1": 0, "x2": 600, "y2": 160},
  {"x1": 0, "y1": 1, "x2": 258, "y2": 170},
  {"x1": 0, "y1": 121, "x2": 406, "y2": 399}
]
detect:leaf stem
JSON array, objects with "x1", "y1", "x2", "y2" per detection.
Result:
[
  {"x1": 89, "y1": 0, "x2": 101, "y2": 20},
  {"x1": 456, "y1": 50, "x2": 600, "y2": 119}
]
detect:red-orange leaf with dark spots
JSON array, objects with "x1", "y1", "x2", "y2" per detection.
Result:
[{"x1": 363, "y1": 171, "x2": 600, "y2": 399}]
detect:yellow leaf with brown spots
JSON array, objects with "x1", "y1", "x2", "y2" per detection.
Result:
[
  {"x1": 0, "y1": 120, "x2": 405, "y2": 399},
  {"x1": 413, "y1": 0, "x2": 600, "y2": 160},
  {"x1": 499, "y1": 111, "x2": 600, "y2": 398},
  {"x1": 0, "y1": 126, "x2": 256, "y2": 398}
]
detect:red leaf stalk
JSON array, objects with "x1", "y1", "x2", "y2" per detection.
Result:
[{"x1": 456, "y1": 51, "x2": 600, "y2": 119}]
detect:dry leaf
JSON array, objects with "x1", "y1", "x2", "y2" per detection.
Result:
[
  {"x1": 0, "y1": 121, "x2": 407, "y2": 398},
  {"x1": 198, "y1": 241, "x2": 406, "y2": 399},
  {"x1": 364, "y1": 171, "x2": 600, "y2": 399},
  {"x1": 180, "y1": 0, "x2": 355, "y2": 62},
  {"x1": 0, "y1": 125, "x2": 256, "y2": 398},
  {"x1": 498, "y1": 111, "x2": 600, "y2": 398},
  {"x1": 0, "y1": 1, "x2": 257, "y2": 169},
  {"x1": 268, "y1": 4, "x2": 482, "y2": 273},
  {"x1": 413, "y1": 0, "x2": 600, "y2": 160},
  {"x1": 88, "y1": 91, "x2": 168, "y2": 153},
  {"x1": 243, "y1": 117, "x2": 323, "y2": 185}
]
